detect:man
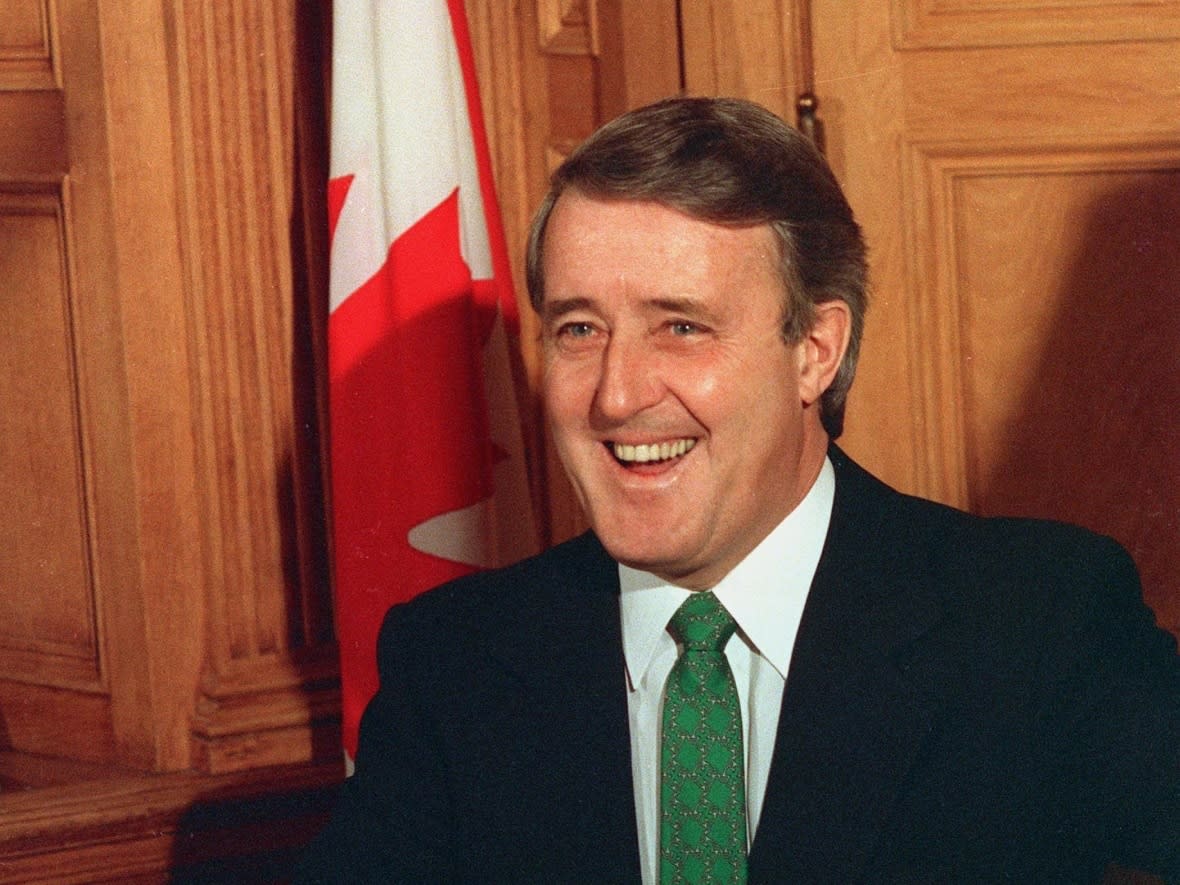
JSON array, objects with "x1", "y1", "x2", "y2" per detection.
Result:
[{"x1": 299, "y1": 97, "x2": 1180, "y2": 883}]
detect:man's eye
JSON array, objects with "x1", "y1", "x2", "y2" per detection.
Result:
[
  {"x1": 669, "y1": 321, "x2": 701, "y2": 336},
  {"x1": 559, "y1": 322, "x2": 596, "y2": 338}
]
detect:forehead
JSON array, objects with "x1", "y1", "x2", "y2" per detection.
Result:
[{"x1": 541, "y1": 192, "x2": 780, "y2": 295}]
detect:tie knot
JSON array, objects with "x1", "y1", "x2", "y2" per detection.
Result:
[{"x1": 668, "y1": 591, "x2": 737, "y2": 653}]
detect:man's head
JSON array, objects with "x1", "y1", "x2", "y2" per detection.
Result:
[
  {"x1": 531, "y1": 97, "x2": 867, "y2": 589},
  {"x1": 527, "y1": 96, "x2": 867, "y2": 439}
]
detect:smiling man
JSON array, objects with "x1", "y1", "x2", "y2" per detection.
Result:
[
  {"x1": 298, "y1": 98, "x2": 1180, "y2": 884},
  {"x1": 539, "y1": 193, "x2": 844, "y2": 591}
]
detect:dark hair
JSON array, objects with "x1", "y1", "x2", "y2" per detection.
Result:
[{"x1": 525, "y1": 96, "x2": 867, "y2": 439}]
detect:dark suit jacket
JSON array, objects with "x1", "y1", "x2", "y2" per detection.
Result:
[{"x1": 298, "y1": 449, "x2": 1180, "y2": 883}]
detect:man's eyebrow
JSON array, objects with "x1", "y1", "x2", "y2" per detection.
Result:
[
  {"x1": 542, "y1": 296, "x2": 594, "y2": 320},
  {"x1": 543, "y1": 294, "x2": 720, "y2": 321},
  {"x1": 647, "y1": 296, "x2": 708, "y2": 315},
  {"x1": 643, "y1": 296, "x2": 724, "y2": 326}
]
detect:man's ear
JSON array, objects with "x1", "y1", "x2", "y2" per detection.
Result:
[{"x1": 797, "y1": 300, "x2": 851, "y2": 406}]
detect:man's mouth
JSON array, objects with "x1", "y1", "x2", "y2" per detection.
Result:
[{"x1": 609, "y1": 438, "x2": 696, "y2": 465}]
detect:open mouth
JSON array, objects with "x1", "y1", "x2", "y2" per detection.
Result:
[{"x1": 608, "y1": 438, "x2": 696, "y2": 466}]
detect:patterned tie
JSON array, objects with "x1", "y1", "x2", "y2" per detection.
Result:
[{"x1": 660, "y1": 591, "x2": 747, "y2": 884}]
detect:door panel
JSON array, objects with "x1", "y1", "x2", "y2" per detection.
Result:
[
  {"x1": 0, "y1": 0, "x2": 123, "y2": 761},
  {"x1": 809, "y1": 2, "x2": 1180, "y2": 632}
]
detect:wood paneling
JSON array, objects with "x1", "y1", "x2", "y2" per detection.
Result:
[
  {"x1": 0, "y1": 0, "x2": 1175, "y2": 877},
  {"x1": 808, "y1": 1, "x2": 1180, "y2": 635},
  {"x1": 0, "y1": 0, "x2": 335, "y2": 776},
  {"x1": 0, "y1": 0, "x2": 127, "y2": 766},
  {"x1": 680, "y1": 0, "x2": 803, "y2": 123},
  {"x1": 950, "y1": 157, "x2": 1180, "y2": 632},
  {"x1": 0, "y1": 188, "x2": 100, "y2": 690},
  {"x1": 0, "y1": 2, "x2": 337, "y2": 873},
  {"x1": 166, "y1": 0, "x2": 336, "y2": 774},
  {"x1": 893, "y1": 0, "x2": 1180, "y2": 49},
  {"x1": 0, "y1": 0, "x2": 57, "y2": 89},
  {"x1": 64, "y1": 0, "x2": 205, "y2": 771}
]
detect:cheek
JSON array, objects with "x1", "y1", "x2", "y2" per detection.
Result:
[
  {"x1": 669, "y1": 351, "x2": 773, "y2": 424},
  {"x1": 543, "y1": 361, "x2": 594, "y2": 426},
  {"x1": 663, "y1": 351, "x2": 733, "y2": 408}
]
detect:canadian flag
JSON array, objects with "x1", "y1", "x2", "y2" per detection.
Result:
[{"x1": 328, "y1": 0, "x2": 538, "y2": 759}]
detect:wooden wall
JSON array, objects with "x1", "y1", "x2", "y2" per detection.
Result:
[
  {"x1": 1, "y1": 0, "x2": 337, "y2": 783},
  {"x1": 1, "y1": 1, "x2": 339, "y2": 878}
]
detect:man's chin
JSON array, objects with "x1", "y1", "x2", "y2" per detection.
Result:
[
  {"x1": 598, "y1": 537, "x2": 676, "y2": 574},
  {"x1": 595, "y1": 536, "x2": 698, "y2": 585}
]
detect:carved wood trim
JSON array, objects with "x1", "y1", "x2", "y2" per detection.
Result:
[
  {"x1": 902, "y1": 136, "x2": 1180, "y2": 507},
  {"x1": 0, "y1": 0, "x2": 59, "y2": 90},
  {"x1": 170, "y1": 0, "x2": 300, "y2": 663},
  {"x1": 893, "y1": 0, "x2": 1180, "y2": 49},
  {"x1": 190, "y1": 647, "x2": 341, "y2": 774},
  {"x1": 537, "y1": 0, "x2": 599, "y2": 56},
  {"x1": 0, "y1": 761, "x2": 341, "y2": 883},
  {"x1": 162, "y1": 0, "x2": 335, "y2": 771}
]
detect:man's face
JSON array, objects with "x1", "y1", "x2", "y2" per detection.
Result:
[{"x1": 540, "y1": 192, "x2": 837, "y2": 589}]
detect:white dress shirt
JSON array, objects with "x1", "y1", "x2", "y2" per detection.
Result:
[{"x1": 619, "y1": 456, "x2": 835, "y2": 883}]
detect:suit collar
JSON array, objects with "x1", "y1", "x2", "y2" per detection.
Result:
[
  {"x1": 481, "y1": 533, "x2": 643, "y2": 881},
  {"x1": 484, "y1": 531, "x2": 621, "y2": 681},
  {"x1": 751, "y1": 446, "x2": 946, "y2": 880}
]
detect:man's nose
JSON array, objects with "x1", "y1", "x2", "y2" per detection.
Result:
[{"x1": 593, "y1": 334, "x2": 663, "y2": 422}]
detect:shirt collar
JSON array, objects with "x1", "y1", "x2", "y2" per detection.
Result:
[{"x1": 619, "y1": 456, "x2": 836, "y2": 689}]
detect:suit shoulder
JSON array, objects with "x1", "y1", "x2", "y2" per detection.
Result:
[
  {"x1": 829, "y1": 446, "x2": 1139, "y2": 609},
  {"x1": 376, "y1": 531, "x2": 615, "y2": 646},
  {"x1": 909, "y1": 492, "x2": 1131, "y2": 582}
]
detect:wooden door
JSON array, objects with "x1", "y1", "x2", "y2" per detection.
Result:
[
  {"x1": 797, "y1": 2, "x2": 1180, "y2": 634},
  {"x1": 2, "y1": 0, "x2": 128, "y2": 766},
  {"x1": 0, "y1": 0, "x2": 337, "y2": 780}
]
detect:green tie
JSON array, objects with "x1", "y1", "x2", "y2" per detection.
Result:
[{"x1": 660, "y1": 591, "x2": 747, "y2": 884}]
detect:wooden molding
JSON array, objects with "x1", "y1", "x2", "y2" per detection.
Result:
[
  {"x1": 0, "y1": 761, "x2": 342, "y2": 884},
  {"x1": 0, "y1": 0, "x2": 58, "y2": 90},
  {"x1": 902, "y1": 135, "x2": 1180, "y2": 506},
  {"x1": 169, "y1": 0, "x2": 305, "y2": 661},
  {"x1": 893, "y1": 0, "x2": 1180, "y2": 50},
  {"x1": 166, "y1": 0, "x2": 335, "y2": 770},
  {"x1": 537, "y1": 0, "x2": 599, "y2": 56},
  {"x1": 190, "y1": 648, "x2": 342, "y2": 774}
]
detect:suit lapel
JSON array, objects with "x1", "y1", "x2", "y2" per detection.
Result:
[
  {"x1": 749, "y1": 450, "x2": 946, "y2": 881},
  {"x1": 483, "y1": 533, "x2": 643, "y2": 882}
]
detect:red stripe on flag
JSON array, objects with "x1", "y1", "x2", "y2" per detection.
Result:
[
  {"x1": 330, "y1": 191, "x2": 496, "y2": 751},
  {"x1": 327, "y1": 174, "x2": 354, "y2": 246}
]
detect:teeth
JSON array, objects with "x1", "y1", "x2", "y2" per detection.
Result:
[{"x1": 612, "y1": 438, "x2": 695, "y2": 463}]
